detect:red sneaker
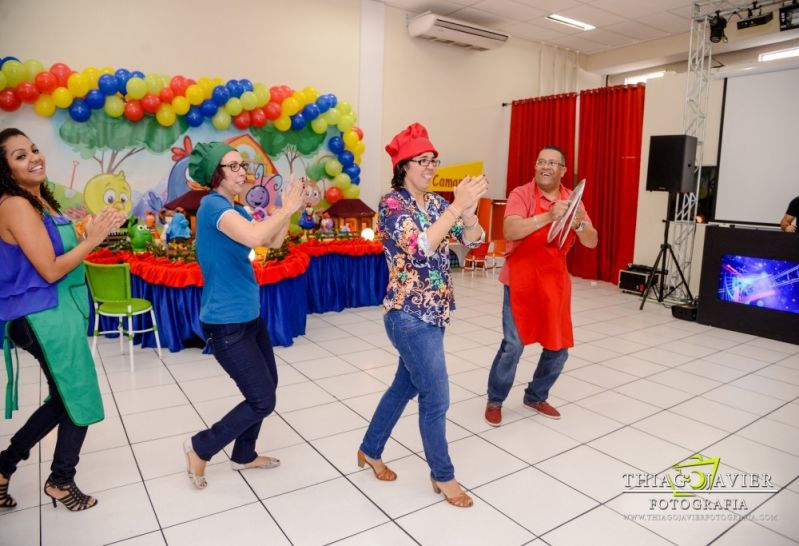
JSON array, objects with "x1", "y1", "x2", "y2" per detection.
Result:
[
  {"x1": 524, "y1": 400, "x2": 561, "y2": 420},
  {"x1": 484, "y1": 403, "x2": 503, "y2": 427}
]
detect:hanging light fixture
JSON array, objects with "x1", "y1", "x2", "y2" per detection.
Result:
[{"x1": 709, "y1": 10, "x2": 728, "y2": 43}]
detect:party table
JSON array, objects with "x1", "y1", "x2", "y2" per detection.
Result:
[{"x1": 81, "y1": 239, "x2": 387, "y2": 351}]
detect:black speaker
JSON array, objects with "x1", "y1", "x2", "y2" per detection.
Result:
[{"x1": 646, "y1": 135, "x2": 698, "y2": 193}]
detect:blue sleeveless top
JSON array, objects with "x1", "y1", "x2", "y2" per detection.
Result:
[{"x1": 0, "y1": 213, "x2": 67, "y2": 321}]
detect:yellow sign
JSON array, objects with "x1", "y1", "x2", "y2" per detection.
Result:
[{"x1": 427, "y1": 161, "x2": 483, "y2": 192}]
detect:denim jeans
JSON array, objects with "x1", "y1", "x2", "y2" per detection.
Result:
[
  {"x1": 0, "y1": 318, "x2": 88, "y2": 486},
  {"x1": 192, "y1": 318, "x2": 278, "y2": 464},
  {"x1": 487, "y1": 285, "x2": 568, "y2": 405},
  {"x1": 360, "y1": 310, "x2": 455, "y2": 482}
]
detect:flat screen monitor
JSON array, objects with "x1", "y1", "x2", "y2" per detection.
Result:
[{"x1": 718, "y1": 254, "x2": 799, "y2": 315}]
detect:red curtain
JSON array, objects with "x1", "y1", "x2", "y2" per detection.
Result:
[
  {"x1": 570, "y1": 84, "x2": 645, "y2": 283},
  {"x1": 506, "y1": 94, "x2": 577, "y2": 196}
]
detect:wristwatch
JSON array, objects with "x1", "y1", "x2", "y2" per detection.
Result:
[{"x1": 574, "y1": 221, "x2": 586, "y2": 232}]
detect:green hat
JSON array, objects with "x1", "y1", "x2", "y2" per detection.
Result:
[{"x1": 188, "y1": 141, "x2": 235, "y2": 187}]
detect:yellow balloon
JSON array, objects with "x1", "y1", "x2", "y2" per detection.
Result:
[
  {"x1": 67, "y1": 73, "x2": 90, "y2": 98},
  {"x1": 34, "y1": 94, "x2": 56, "y2": 117},
  {"x1": 198, "y1": 77, "x2": 214, "y2": 99},
  {"x1": 104, "y1": 95, "x2": 124, "y2": 118},
  {"x1": 333, "y1": 172, "x2": 351, "y2": 189},
  {"x1": 224, "y1": 97, "x2": 243, "y2": 116},
  {"x1": 302, "y1": 86, "x2": 318, "y2": 102},
  {"x1": 144, "y1": 73, "x2": 163, "y2": 94},
  {"x1": 212, "y1": 109, "x2": 231, "y2": 130},
  {"x1": 172, "y1": 95, "x2": 190, "y2": 115},
  {"x1": 338, "y1": 113, "x2": 355, "y2": 132},
  {"x1": 343, "y1": 130, "x2": 359, "y2": 150},
  {"x1": 125, "y1": 77, "x2": 147, "y2": 100},
  {"x1": 52, "y1": 87, "x2": 74, "y2": 109},
  {"x1": 156, "y1": 103, "x2": 177, "y2": 127},
  {"x1": 355, "y1": 141, "x2": 365, "y2": 155},
  {"x1": 322, "y1": 108, "x2": 339, "y2": 125},
  {"x1": 281, "y1": 97, "x2": 300, "y2": 116},
  {"x1": 185, "y1": 84, "x2": 205, "y2": 106},
  {"x1": 325, "y1": 159, "x2": 343, "y2": 177},
  {"x1": 343, "y1": 184, "x2": 360, "y2": 199},
  {"x1": 337, "y1": 101, "x2": 352, "y2": 115},
  {"x1": 100, "y1": 66, "x2": 115, "y2": 75},
  {"x1": 253, "y1": 83, "x2": 270, "y2": 107},
  {"x1": 354, "y1": 152, "x2": 363, "y2": 164},
  {"x1": 291, "y1": 91, "x2": 306, "y2": 107},
  {"x1": 274, "y1": 115, "x2": 291, "y2": 132},
  {"x1": 1, "y1": 60, "x2": 27, "y2": 87},
  {"x1": 240, "y1": 91, "x2": 257, "y2": 111},
  {"x1": 310, "y1": 117, "x2": 328, "y2": 134},
  {"x1": 81, "y1": 66, "x2": 100, "y2": 87},
  {"x1": 24, "y1": 59, "x2": 45, "y2": 81},
  {"x1": 0, "y1": 72, "x2": 6, "y2": 91}
]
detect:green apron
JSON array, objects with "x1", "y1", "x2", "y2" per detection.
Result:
[{"x1": 4, "y1": 221, "x2": 104, "y2": 426}]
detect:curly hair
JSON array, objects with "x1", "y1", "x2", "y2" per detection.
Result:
[
  {"x1": 0, "y1": 128, "x2": 61, "y2": 214},
  {"x1": 390, "y1": 159, "x2": 411, "y2": 190}
]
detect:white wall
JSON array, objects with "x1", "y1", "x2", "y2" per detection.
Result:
[{"x1": 633, "y1": 72, "x2": 724, "y2": 294}]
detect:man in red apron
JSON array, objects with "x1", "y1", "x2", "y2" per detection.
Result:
[{"x1": 484, "y1": 146, "x2": 597, "y2": 426}]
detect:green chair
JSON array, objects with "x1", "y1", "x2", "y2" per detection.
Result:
[{"x1": 83, "y1": 261, "x2": 162, "y2": 372}]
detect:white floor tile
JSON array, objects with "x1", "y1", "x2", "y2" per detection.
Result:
[
  {"x1": 163, "y1": 502, "x2": 290, "y2": 545},
  {"x1": 712, "y1": 519, "x2": 798, "y2": 546},
  {"x1": 576, "y1": 390, "x2": 661, "y2": 424},
  {"x1": 114, "y1": 383, "x2": 190, "y2": 414},
  {"x1": 479, "y1": 417, "x2": 579, "y2": 465},
  {"x1": 631, "y1": 411, "x2": 728, "y2": 454},
  {"x1": 332, "y1": 522, "x2": 418, "y2": 545},
  {"x1": 589, "y1": 427, "x2": 693, "y2": 474},
  {"x1": 613, "y1": 378, "x2": 694, "y2": 409},
  {"x1": 281, "y1": 401, "x2": 368, "y2": 440},
  {"x1": 738, "y1": 419, "x2": 799, "y2": 456},
  {"x1": 544, "y1": 505, "x2": 671, "y2": 545},
  {"x1": 567, "y1": 364, "x2": 639, "y2": 389},
  {"x1": 244, "y1": 442, "x2": 340, "y2": 499},
  {"x1": 668, "y1": 397, "x2": 760, "y2": 432}
]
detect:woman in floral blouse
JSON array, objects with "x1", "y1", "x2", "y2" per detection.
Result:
[{"x1": 357, "y1": 123, "x2": 487, "y2": 508}]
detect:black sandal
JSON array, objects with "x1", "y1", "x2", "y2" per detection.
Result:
[
  {"x1": 43, "y1": 479, "x2": 97, "y2": 511},
  {"x1": 0, "y1": 476, "x2": 17, "y2": 508}
]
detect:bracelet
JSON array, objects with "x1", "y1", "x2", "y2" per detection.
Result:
[{"x1": 463, "y1": 216, "x2": 479, "y2": 228}]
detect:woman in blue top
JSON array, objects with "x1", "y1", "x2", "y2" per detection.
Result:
[
  {"x1": 0, "y1": 128, "x2": 124, "y2": 511},
  {"x1": 358, "y1": 123, "x2": 487, "y2": 508},
  {"x1": 182, "y1": 142, "x2": 304, "y2": 489}
]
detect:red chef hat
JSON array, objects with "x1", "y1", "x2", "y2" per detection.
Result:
[{"x1": 385, "y1": 122, "x2": 438, "y2": 167}]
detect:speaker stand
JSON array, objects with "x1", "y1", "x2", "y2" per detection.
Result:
[{"x1": 640, "y1": 219, "x2": 694, "y2": 310}]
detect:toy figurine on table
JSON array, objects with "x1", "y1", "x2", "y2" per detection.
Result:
[
  {"x1": 319, "y1": 212, "x2": 335, "y2": 239},
  {"x1": 166, "y1": 208, "x2": 191, "y2": 243},
  {"x1": 129, "y1": 223, "x2": 154, "y2": 252}
]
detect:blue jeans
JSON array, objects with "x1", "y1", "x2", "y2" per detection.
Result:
[
  {"x1": 192, "y1": 318, "x2": 278, "y2": 464},
  {"x1": 360, "y1": 310, "x2": 455, "y2": 482},
  {"x1": 0, "y1": 318, "x2": 88, "y2": 486},
  {"x1": 487, "y1": 286, "x2": 568, "y2": 405}
]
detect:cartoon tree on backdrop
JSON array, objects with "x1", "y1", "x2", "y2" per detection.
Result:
[
  {"x1": 251, "y1": 124, "x2": 326, "y2": 175},
  {"x1": 59, "y1": 111, "x2": 187, "y2": 173}
]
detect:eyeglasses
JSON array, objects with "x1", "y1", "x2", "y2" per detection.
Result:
[
  {"x1": 535, "y1": 159, "x2": 565, "y2": 168},
  {"x1": 220, "y1": 161, "x2": 251, "y2": 173},
  {"x1": 409, "y1": 157, "x2": 441, "y2": 168}
]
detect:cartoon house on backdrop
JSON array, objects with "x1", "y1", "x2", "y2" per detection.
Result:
[{"x1": 326, "y1": 199, "x2": 376, "y2": 233}]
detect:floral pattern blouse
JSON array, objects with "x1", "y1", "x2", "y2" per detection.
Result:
[{"x1": 379, "y1": 188, "x2": 484, "y2": 327}]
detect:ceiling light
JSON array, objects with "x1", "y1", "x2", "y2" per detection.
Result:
[
  {"x1": 759, "y1": 46, "x2": 799, "y2": 62},
  {"x1": 709, "y1": 11, "x2": 728, "y2": 43},
  {"x1": 546, "y1": 14, "x2": 596, "y2": 31},
  {"x1": 625, "y1": 71, "x2": 665, "y2": 85}
]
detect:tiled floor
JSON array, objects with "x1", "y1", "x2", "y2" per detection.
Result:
[{"x1": 1, "y1": 274, "x2": 798, "y2": 545}]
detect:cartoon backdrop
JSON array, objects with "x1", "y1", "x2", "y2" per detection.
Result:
[{"x1": 0, "y1": 57, "x2": 365, "y2": 229}]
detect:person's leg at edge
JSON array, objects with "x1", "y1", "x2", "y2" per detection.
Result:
[
  {"x1": 485, "y1": 285, "x2": 525, "y2": 424},
  {"x1": 523, "y1": 348, "x2": 568, "y2": 418},
  {"x1": 359, "y1": 312, "x2": 418, "y2": 477}
]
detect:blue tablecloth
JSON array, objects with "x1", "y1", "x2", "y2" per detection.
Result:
[{"x1": 84, "y1": 253, "x2": 388, "y2": 352}]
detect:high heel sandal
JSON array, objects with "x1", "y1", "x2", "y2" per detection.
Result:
[
  {"x1": 43, "y1": 479, "x2": 97, "y2": 511},
  {"x1": 231, "y1": 455, "x2": 280, "y2": 470},
  {"x1": 356, "y1": 450, "x2": 397, "y2": 481},
  {"x1": 183, "y1": 438, "x2": 207, "y2": 489},
  {"x1": 431, "y1": 479, "x2": 473, "y2": 508},
  {"x1": 0, "y1": 475, "x2": 17, "y2": 508}
]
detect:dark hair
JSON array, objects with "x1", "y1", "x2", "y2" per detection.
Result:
[
  {"x1": 0, "y1": 128, "x2": 61, "y2": 214},
  {"x1": 540, "y1": 145, "x2": 567, "y2": 165},
  {"x1": 208, "y1": 164, "x2": 225, "y2": 190},
  {"x1": 390, "y1": 159, "x2": 411, "y2": 190}
]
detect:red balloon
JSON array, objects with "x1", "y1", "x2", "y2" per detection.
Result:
[
  {"x1": 325, "y1": 186, "x2": 343, "y2": 204},
  {"x1": 0, "y1": 89, "x2": 21, "y2": 112},
  {"x1": 232, "y1": 111, "x2": 251, "y2": 130},
  {"x1": 16, "y1": 82, "x2": 40, "y2": 103},
  {"x1": 353, "y1": 126, "x2": 363, "y2": 139},
  {"x1": 250, "y1": 107, "x2": 267, "y2": 128},
  {"x1": 34, "y1": 71, "x2": 58, "y2": 94},
  {"x1": 140, "y1": 94, "x2": 161, "y2": 114},
  {"x1": 269, "y1": 86, "x2": 285, "y2": 104},
  {"x1": 124, "y1": 100, "x2": 144, "y2": 121},
  {"x1": 49, "y1": 63, "x2": 72, "y2": 87},
  {"x1": 170, "y1": 75, "x2": 188, "y2": 96},
  {"x1": 264, "y1": 101, "x2": 281, "y2": 120},
  {"x1": 159, "y1": 87, "x2": 175, "y2": 103}
]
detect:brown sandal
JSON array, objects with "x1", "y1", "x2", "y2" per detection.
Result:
[
  {"x1": 431, "y1": 479, "x2": 473, "y2": 508},
  {"x1": 357, "y1": 450, "x2": 397, "y2": 481}
]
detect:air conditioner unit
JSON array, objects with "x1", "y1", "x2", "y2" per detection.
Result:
[{"x1": 408, "y1": 12, "x2": 510, "y2": 51}]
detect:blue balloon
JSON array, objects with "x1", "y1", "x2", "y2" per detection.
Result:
[
  {"x1": 212, "y1": 85, "x2": 230, "y2": 107},
  {"x1": 226, "y1": 80, "x2": 243, "y2": 98},
  {"x1": 98, "y1": 74, "x2": 118, "y2": 96},
  {"x1": 85, "y1": 89, "x2": 105, "y2": 109},
  {"x1": 328, "y1": 136, "x2": 344, "y2": 154},
  {"x1": 186, "y1": 106, "x2": 204, "y2": 127},
  {"x1": 201, "y1": 99, "x2": 218, "y2": 118},
  {"x1": 290, "y1": 113, "x2": 306, "y2": 130},
  {"x1": 344, "y1": 163, "x2": 360, "y2": 178},
  {"x1": 239, "y1": 79, "x2": 253, "y2": 92},
  {"x1": 68, "y1": 99, "x2": 91, "y2": 122},
  {"x1": 327, "y1": 94, "x2": 337, "y2": 108},
  {"x1": 114, "y1": 69, "x2": 131, "y2": 92},
  {"x1": 338, "y1": 150, "x2": 355, "y2": 167},
  {"x1": 351, "y1": 176, "x2": 360, "y2": 185},
  {"x1": 130, "y1": 70, "x2": 145, "y2": 79},
  {"x1": 302, "y1": 103, "x2": 320, "y2": 120},
  {"x1": 315, "y1": 95, "x2": 331, "y2": 113}
]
